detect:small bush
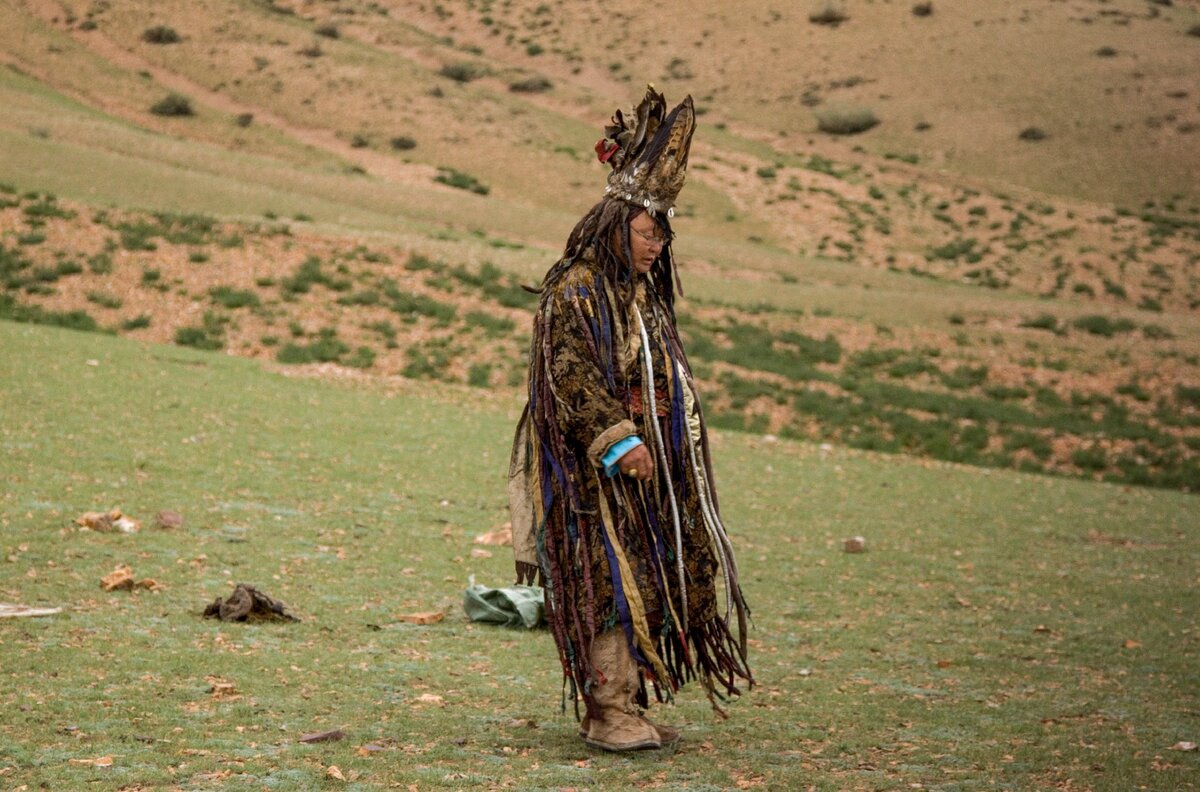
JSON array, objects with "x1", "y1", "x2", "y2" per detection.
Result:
[
  {"x1": 209, "y1": 285, "x2": 260, "y2": 309},
  {"x1": 509, "y1": 76, "x2": 553, "y2": 93},
  {"x1": 277, "y1": 328, "x2": 349, "y2": 364},
  {"x1": 122, "y1": 314, "x2": 151, "y2": 330},
  {"x1": 314, "y1": 23, "x2": 339, "y2": 39},
  {"x1": 435, "y1": 167, "x2": 489, "y2": 195},
  {"x1": 344, "y1": 346, "x2": 376, "y2": 369},
  {"x1": 86, "y1": 291, "x2": 122, "y2": 309},
  {"x1": 142, "y1": 25, "x2": 181, "y2": 44},
  {"x1": 912, "y1": 2, "x2": 933, "y2": 16},
  {"x1": 1142, "y1": 323, "x2": 1173, "y2": 340},
  {"x1": 468, "y1": 363, "x2": 492, "y2": 388},
  {"x1": 298, "y1": 42, "x2": 323, "y2": 58},
  {"x1": 809, "y1": 3, "x2": 848, "y2": 26},
  {"x1": 350, "y1": 134, "x2": 369, "y2": 148},
  {"x1": 189, "y1": 251, "x2": 210, "y2": 263},
  {"x1": 1019, "y1": 313, "x2": 1060, "y2": 333},
  {"x1": 525, "y1": 43, "x2": 543, "y2": 56},
  {"x1": 1018, "y1": 126, "x2": 1047, "y2": 141},
  {"x1": 235, "y1": 113, "x2": 254, "y2": 128},
  {"x1": 815, "y1": 106, "x2": 878, "y2": 135},
  {"x1": 1072, "y1": 314, "x2": 1136, "y2": 337},
  {"x1": 390, "y1": 136, "x2": 417, "y2": 150},
  {"x1": 175, "y1": 326, "x2": 222, "y2": 350},
  {"x1": 1095, "y1": 46, "x2": 1117, "y2": 57},
  {"x1": 439, "y1": 62, "x2": 486, "y2": 82},
  {"x1": 1188, "y1": 24, "x2": 1200, "y2": 38},
  {"x1": 1137, "y1": 296, "x2": 1162, "y2": 312},
  {"x1": 150, "y1": 93, "x2": 194, "y2": 117}
]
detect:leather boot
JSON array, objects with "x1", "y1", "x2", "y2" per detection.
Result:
[
  {"x1": 580, "y1": 714, "x2": 681, "y2": 746},
  {"x1": 582, "y1": 631, "x2": 661, "y2": 752}
]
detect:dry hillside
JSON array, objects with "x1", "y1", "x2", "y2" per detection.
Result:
[{"x1": 1, "y1": 0, "x2": 1198, "y2": 488}]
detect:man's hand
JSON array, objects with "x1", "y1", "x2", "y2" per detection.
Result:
[{"x1": 617, "y1": 444, "x2": 654, "y2": 482}]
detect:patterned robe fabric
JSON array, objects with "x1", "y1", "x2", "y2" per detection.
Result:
[{"x1": 510, "y1": 247, "x2": 752, "y2": 716}]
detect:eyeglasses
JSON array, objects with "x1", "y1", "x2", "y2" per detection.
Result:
[{"x1": 631, "y1": 226, "x2": 669, "y2": 247}]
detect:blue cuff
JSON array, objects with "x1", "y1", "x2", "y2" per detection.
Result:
[{"x1": 602, "y1": 436, "x2": 644, "y2": 477}]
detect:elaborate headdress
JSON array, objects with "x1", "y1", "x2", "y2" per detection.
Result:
[{"x1": 594, "y1": 85, "x2": 696, "y2": 218}]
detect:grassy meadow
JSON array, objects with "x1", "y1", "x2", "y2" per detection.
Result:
[
  {"x1": 1, "y1": 322, "x2": 1196, "y2": 791},
  {"x1": 1, "y1": 0, "x2": 1199, "y2": 788}
]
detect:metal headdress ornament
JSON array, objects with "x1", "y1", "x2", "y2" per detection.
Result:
[{"x1": 595, "y1": 85, "x2": 695, "y2": 218}]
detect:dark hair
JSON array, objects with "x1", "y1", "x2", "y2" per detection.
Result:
[{"x1": 540, "y1": 198, "x2": 678, "y2": 318}]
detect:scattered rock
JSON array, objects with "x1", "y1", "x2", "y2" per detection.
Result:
[
  {"x1": 101, "y1": 565, "x2": 135, "y2": 591},
  {"x1": 300, "y1": 729, "x2": 345, "y2": 743},
  {"x1": 154, "y1": 510, "x2": 183, "y2": 530},
  {"x1": 76, "y1": 508, "x2": 140, "y2": 533},
  {"x1": 100, "y1": 564, "x2": 162, "y2": 592},
  {"x1": 395, "y1": 611, "x2": 445, "y2": 625},
  {"x1": 843, "y1": 536, "x2": 867, "y2": 553},
  {"x1": 0, "y1": 603, "x2": 62, "y2": 618},
  {"x1": 205, "y1": 676, "x2": 237, "y2": 698},
  {"x1": 474, "y1": 525, "x2": 512, "y2": 546}
]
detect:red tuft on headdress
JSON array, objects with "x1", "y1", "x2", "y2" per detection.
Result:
[{"x1": 595, "y1": 139, "x2": 619, "y2": 166}]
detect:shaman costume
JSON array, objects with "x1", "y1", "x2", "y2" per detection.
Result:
[{"x1": 509, "y1": 87, "x2": 751, "y2": 750}]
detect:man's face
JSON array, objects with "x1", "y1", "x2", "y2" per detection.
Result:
[{"x1": 628, "y1": 212, "x2": 666, "y2": 274}]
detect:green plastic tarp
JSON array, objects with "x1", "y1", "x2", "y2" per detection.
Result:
[{"x1": 463, "y1": 579, "x2": 544, "y2": 629}]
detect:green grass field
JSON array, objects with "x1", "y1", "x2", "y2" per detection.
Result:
[{"x1": 1, "y1": 321, "x2": 1195, "y2": 790}]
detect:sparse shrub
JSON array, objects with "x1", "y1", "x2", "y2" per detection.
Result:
[
  {"x1": 298, "y1": 41, "x2": 323, "y2": 57},
  {"x1": 466, "y1": 310, "x2": 516, "y2": 337},
  {"x1": 940, "y1": 364, "x2": 989, "y2": 389},
  {"x1": 121, "y1": 314, "x2": 151, "y2": 330},
  {"x1": 1142, "y1": 323, "x2": 1173, "y2": 340},
  {"x1": 1019, "y1": 313, "x2": 1061, "y2": 333},
  {"x1": 912, "y1": 2, "x2": 932, "y2": 16},
  {"x1": 1072, "y1": 445, "x2": 1108, "y2": 472},
  {"x1": 150, "y1": 93, "x2": 194, "y2": 117},
  {"x1": 815, "y1": 106, "x2": 878, "y2": 135},
  {"x1": 1072, "y1": 314, "x2": 1136, "y2": 337},
  {"x1": 756, "y1": 166, "x2": 777, "y2": 179},
  {"x1": 468, "y1": 363, "x2": 492, "y2": 387},
  {"x1": 1018, "y1": 126, "x2": 1047, "y2": 141},
  {"x1": 1095, "y1": 46, "x2": 1117, "y2": 57},
  {"x1": 86, "y1": 291, "x2": 122, "y2": 309},
  {"x1": 17, "y1": 233, "x2": 46, "y2": 246},
  {"x1": 87, "y1": 253, "x2": 112, "y2": 274},
  {"x1": 314, "y1": 22, "x2": 339, "y2": 39},
  {"x1": 189, "y1": 251, "x2": 209, "y2": 263},
  {"x1": 344, "y1": 346, "x2": 376, "y2": 369},
  {"x1": 141, "y1": 268, "x2": 161, "y2": 285},
  {"x1": 336, "y1": 290, "x2": 381, "y2": 306},
  {"x1": 435, "y1": 167, "x2": 489, "y2": 195},
  {"x1": 809, "y1": 3, "x2": 848, "y2": 26},
  {"x1": 350, "y1": 134, "x2": 369, "y2": 148},
  {"x1": 525, "y1": 43, "x2": 543, "y2": 56},
  {"x1": 235, "y1": 113, "x2": 254, "y2": 127},
  {"x1": 509, "y1": 76, "x2": 553, "y2": 93},
  {"x1": 276, "y1": 328, "x2": 348, "y2": 364},
  {"x1": 1188, "y1": 24, "x2": 1200, "y2": 38},
  {"x1": 440, "y1": 62, "x2": 486, "y2": 82},
  {"x1": 1137, "y1": 296, "x2": 1162, "y2": 312},
  {"x1": 142, "y1": 25, "x2": 181, "y2": 44},
  {"x1": 175, "y1": 325, "x2": 222, "y2": 351},
  {"x1": 1177, "y1": 384, "x2": 1200, "y2": 407},
  {"x1": 390, "y1": 135, "x2": 417, "y2": 150},
  {"x1": 209, "y1": 285, "x2": 260, "y2": 309}
]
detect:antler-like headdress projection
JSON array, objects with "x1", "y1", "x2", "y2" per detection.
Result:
[{"x1": 594, "y1": 85, "x2": 696, "y2": 218}]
